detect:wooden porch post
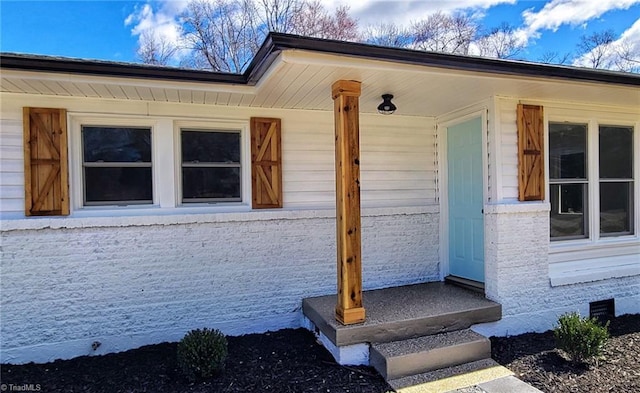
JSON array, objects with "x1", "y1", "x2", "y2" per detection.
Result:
[{"x1": 332, "y1": 80, "x2": 365, "y2": 325}]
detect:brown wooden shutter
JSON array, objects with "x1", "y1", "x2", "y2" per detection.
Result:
[
  {"x1": 23, "y1": 107, "x2": 70, "y2": 216},
  {"x1": 517, "y1": 104, "x2": 544, "y2": 201},
  {"x1": 251, "y1": 117, "x2": 282, "y2": 208}
]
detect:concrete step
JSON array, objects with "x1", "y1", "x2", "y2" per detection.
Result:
[
  {"x1": 387, "y1": 358, "x2": 514, "y2": 392},
  {"x1": 370, "y1": 329, "x2": 491, "y2": 380}
]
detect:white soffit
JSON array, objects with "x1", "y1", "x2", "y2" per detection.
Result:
[
  {"x1": 1, "y1": 50, "x2": 639, "y2": 117},
  {"x1": 274, "y1": 50, "x2": 640, "y2": 116},
  {"x1": 0, "y1": 69, "x2": 256, "y2": 105}
]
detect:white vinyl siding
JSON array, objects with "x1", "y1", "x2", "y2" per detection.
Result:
[
  {"x1": 496, "y1": 98, "x2": 519, "y2": 200},
  {"x1": 0, "y1": 93, "x2": 437, "y2": 217},
  {"x1": 0, "y1": 119, "x2": 23, "y2": 213}
]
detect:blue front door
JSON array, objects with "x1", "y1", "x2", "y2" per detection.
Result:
[{"x1": 447, "y1": 117, "x2": 484, "y2": 282}]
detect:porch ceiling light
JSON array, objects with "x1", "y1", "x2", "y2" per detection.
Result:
[{"x1": 377, "y1": 94, "x2": 396, "y2": 115}]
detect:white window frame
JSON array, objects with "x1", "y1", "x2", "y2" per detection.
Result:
[
  {"x1": 548, "y1": 121, "x2": 589, "y2": 240},
  {"x1": 81, "y1": 125, "x2": 154, "y2": 206},
  {"x1": 69, "y1": 116, "x2": 252, "y2": 215},
  {"x1": 174, "y1": 120, "x2": 250, "y2": 208},
  {"x1": 545, "y1": 107, "x2": 640, "y2": 286},
  {"x1": 69, "y1": 115, "x2": 162, "y2": 212}
]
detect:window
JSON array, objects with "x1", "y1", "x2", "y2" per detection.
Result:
[
  {"x1": 82, "y1": 126, "x2": 152, "y2": 205},
  {"x1": 599, "y1": 126, "x2": 633, "y2": 236},
  {"x1": 180, "y1": 129, "x2": 241, "y2": 203},
  {"x1": 70, "y1": 118, "x2": 256, "y2": 212},
  {"x1": 549, "y1": 123, "x2": 588, "y2": 239},
  {"x1": 549, "y1": 122, "x2": 634, "y2": 240}
]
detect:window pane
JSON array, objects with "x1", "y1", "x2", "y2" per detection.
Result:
[
  {"x1": 550, "y1": 183, "x2": 588, "y2": 239},
  {"x1": 599, "y1": 126, "x2": 633, "y2": 179},
  {"x1": 182, "y1": 167, "x2": 240, "y2": 201},
  {"x1": 83, "y1": 127, "x2": 151, "y2": 163},
  {"x1": 549, "y1": 123, "x2": 587, "y2": 179},
  {"x1": 600, "y1": 182, "x2": 633, "y2": 235},
  {"x1": 85, "y1": 167, "x2": 152, "y2": 203},
  {"x1": 182, "y1": 131, "x2": 240, "y2": 163}
]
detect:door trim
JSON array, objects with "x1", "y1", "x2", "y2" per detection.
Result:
[{"x1": 437, "y1": 109, "x2": 489, "y2": 282}]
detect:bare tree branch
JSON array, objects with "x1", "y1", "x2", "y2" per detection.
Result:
[
  {"x1": 290, "y1": 1, "x2": 358, "y2": 41},
  {"x1": 363, "y1": 22, "x2": 412, "y2": 48},
  {"x1": 180, "y1": 0, "x2": 261, "y2": 72},
  {"x1": 612, "y1": 38, "x2": 640, "y2": 72},
  {"x1": 410, "y1": 12, "x2": 477, "y2": 55},
  {"x1": 576, "y1": 29, "x2": 616, "y2": 69},
  {"x1": 148, "y1": 0, "x2": 358, "y2": 72},
  {"x1": 137, "y1": 31, "x2": 178, "y2": 66},
  {"x1": 537, "y1": 50, "x2": 573, "y2": 65},
  {"x1": 474, "y1": 23, "x2": 523, "y2": 59},
  {"x1": 258, "y1": 0, "x2": 302, "y2": 32}
]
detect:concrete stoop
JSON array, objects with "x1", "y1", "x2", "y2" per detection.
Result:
[{"x1": 303, "y1": 283, "x2": 520, "y2": 391}]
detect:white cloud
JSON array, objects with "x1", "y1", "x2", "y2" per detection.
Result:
[
  {"x1": 323, "y1": 0, "x2": 516, "y2": 26},
  {"x1": 514, "y1": 0, "x2": 640, "y2": 46},
  {"x1": 619, "y1": 16, "x2": 640, "y2": 44},
  {"x1": 125, "y1": 0, "x2": 189, "y2": 62}
]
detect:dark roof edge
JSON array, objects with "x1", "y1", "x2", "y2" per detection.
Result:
[
  {"x1": 243, "y1": 34, "x2": 281, "y2": 85},
  {"x1": 266, "y1": 33, "x2": 640, "y2": 87},
  {"x1": 1, "y1": 33, "x2": 639, "y2": 87},
  {"x1": 0, "y1": 53, "x2": 247, "y2": 84}
]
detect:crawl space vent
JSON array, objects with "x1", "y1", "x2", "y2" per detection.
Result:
[{"x1": 589, "y1": 299, "x2": 615, "y2": 324}]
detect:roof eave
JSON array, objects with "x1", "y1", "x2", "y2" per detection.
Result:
[
  {"x1": 266, "y1": 33, "x2": 640, "y2": 87},
  {"x1": 1, "y1": 33, "x2": 639, "y2": 88},
  {"x1": 0, "y1": 54, "x2": 247, "y2": 84}
]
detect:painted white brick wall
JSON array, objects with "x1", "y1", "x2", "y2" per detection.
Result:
[
  {"x1": 0, "y1": 208, "x2": 439, "y2": 364},
  {"x1": 477, "y1": 203, "x2": 640, "y2": 337}
]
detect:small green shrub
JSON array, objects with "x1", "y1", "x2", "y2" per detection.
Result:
[
  {"x1": 177, "y1": 328, "x2": 228, "y2": 381},
  {"x1": 554, "y1": 312, "x2": 609, "y2": 364}
]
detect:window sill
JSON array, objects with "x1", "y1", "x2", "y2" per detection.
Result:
[
  {"x1": 550, "y1": 236, "x2": 640, "y2": 261},
  {"x1": 549, "y1": 254, "x2": 640, "y2": 286},
  {"x1": 549, "y1": 237, "x2": 640, "y2": 286}
]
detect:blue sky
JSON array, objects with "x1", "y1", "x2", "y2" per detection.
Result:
[
  {"x1": 1, "y1": 0, "x2": 639, "y2": 67},
  {"x1": 1, "y1": 1, "x2": 141, "y2": 61}
]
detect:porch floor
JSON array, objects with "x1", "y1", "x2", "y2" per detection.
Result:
[{"x1": 302, "y1": 282, "x2": 501, "y2": 347}]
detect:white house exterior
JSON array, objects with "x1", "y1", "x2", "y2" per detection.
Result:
[{"x1": 1, "y1": 34, "x2": 638, "y2": 364}]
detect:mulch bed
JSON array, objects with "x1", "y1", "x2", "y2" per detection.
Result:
[
  {"x1": 2, "y1": 314, "x2": 638, "y2": 393},
  {"x1": 1, "y1": 329, "x2": 392, "y2": 393},
  {"x1": 491, "y1": 313, "x2": 640, "y2": 393}
]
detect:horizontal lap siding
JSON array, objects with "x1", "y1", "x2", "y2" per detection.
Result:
[
  {"x1": 0, "y1": 94, "x2": 436, "y2": 214},
  {"x1": 0, "y1": 119, "x2": 24, "y2": 213},
  {"x1": 497, "y1": 98, "x2": 519, "y2": 200},
  {"x1": 281, "y1": 113, "x2": 435, "y2": 208},
  {"x1": 361, "y1": 121, "x2": 436, "y2": 207}
]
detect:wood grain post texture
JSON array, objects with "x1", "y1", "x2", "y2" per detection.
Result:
[{"x1": 332, "y1": 80, "x2": 365, "y2": 325}]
